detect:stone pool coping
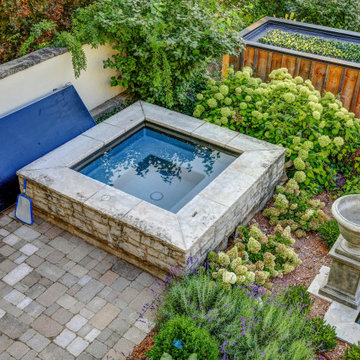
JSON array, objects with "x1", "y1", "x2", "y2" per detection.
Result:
[{"x1": 17, "y1": 101, "x2": 285, "y2": 276}]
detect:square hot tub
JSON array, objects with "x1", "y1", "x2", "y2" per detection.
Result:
[
  {"x1": 76, "y1": 125, "x2": 237, "y2": 213},
  {"x1": 17, "y1": 101, "x2": 285, "y2": 278}
]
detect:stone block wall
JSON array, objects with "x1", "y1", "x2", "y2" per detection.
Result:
[{"x1": 19, "y1": 177, "x2": 186, "y2": 279}]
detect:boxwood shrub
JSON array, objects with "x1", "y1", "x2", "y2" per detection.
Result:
[
  {"x1": 259, "y1": 29, "x2": 360, "y2": 63},
  {"x1": 317, "y1": 220, "x2": 340, "y2": 249},
  {"x1": 147, "y1": 315, "x2": 219, "y2": 360},
  {"x1": 193, "y1": 67, "x2": 360, "y2": 194}
]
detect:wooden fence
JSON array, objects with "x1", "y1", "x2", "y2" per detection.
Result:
[{"x1": 223, "y1": 18, "x2": 360, "y2": 117}]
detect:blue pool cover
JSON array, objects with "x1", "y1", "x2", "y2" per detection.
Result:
[
  {"x1": 0, "y1": 85, "x2": 96, "y2": 212},
  {"x1": 79, "y1": 127, "x2": 237, "y2": 213}
]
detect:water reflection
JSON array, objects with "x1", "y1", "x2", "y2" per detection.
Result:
[
  {"x1": 79, "y1": 127, "x2": 236, "y2": 212},
  {"x1": 97, "y1": 129, "x2": 223, "y2": 186}
]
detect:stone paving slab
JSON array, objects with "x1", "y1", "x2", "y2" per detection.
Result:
[{"x1": 0, "y1": 208, "x2": 159, "y2": 359}]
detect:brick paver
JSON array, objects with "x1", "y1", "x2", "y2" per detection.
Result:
[{"x1": 0, "y1": 208, "x2": 158, "y2": 359}]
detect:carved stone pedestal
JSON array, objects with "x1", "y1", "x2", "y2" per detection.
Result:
[{"x1": 320, "y1": 235, "x2": 360, "y2": 309}]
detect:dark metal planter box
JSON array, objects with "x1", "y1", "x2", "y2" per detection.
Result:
[{"x1": 223, "y1": 17, "x2": 360, "y2": 117}]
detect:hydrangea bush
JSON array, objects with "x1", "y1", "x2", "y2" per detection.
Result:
[
  {"x1": 208, "y1": 223, "x2": 301, "y2": 289},
  {"x1": 263, "y1": 179, "x2": 329, "y2": 238},
  {"x1": 193, "y1": 67, "x2": 360, "y2": 193}
]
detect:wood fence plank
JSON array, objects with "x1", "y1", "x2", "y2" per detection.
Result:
[
  {"x1": 298, "y1": 59, "x2": 312, "y2": 80},
  {"x1": 257, "y1": 50, "x2": 268, "y2": 81},
  {"x1": 311, "y1": 62, "x2": 327, "y2": 93},
  {"x1": 350, "y1": 72, "x2": 360, "y2": 112},
  {"x1": 283, "y1": 55, "x2": 297, "y2": 77},
  {"x1": 270, "y1": 53, "x2": 282, "y2": 72},
  {"x1": 342, "y1": 69, "x2": 360, "y2": 110}
]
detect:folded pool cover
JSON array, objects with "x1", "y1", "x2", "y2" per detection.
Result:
[{"x1": 0, "y1": 85, "x2": 96, "y2": 212}]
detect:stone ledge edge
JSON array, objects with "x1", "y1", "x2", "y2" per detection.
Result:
[{"x1": 0, "y1": 47, "x2": 67, "y2": 80}]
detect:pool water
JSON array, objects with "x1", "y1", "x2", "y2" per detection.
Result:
[{"x1": 79, "y1": 127, "x2": 237, "y2": 213}]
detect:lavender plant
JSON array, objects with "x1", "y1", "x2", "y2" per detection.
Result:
[
  {"x1": 155, "y1": 272, "x2": 317, "y2": 359},
  {"x1": 279, "y1": 284, "x2": 314, "y2": 314}
]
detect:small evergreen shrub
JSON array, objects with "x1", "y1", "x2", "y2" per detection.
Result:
[
  {"x1": 317, "y1": 220, "x2": 340, "y2": 249},
  {"x1": 344, "y1": 342, "x2": 360, "y2": 360},
  {"x1": 263, "y1": 179, "x2": 329, "y2": 237},
  {"x1": 259, "y1": 29, "x2": 360, "y2": 63},
  {"x1": 208, "y1": 223, "x2": 301, "y2": 290},
  {"x1": 280, "y1": 285, "x2": 314, "y2": 314},
  {"x1": 161, "y1": 353, "x2": 197, "y2": 360},
  {"x1": 147, "y1": 315, "x2": 219, "y2": 360},
  {"x1": 306, "y1": 317, "x2": 337, "y2": 353},
  {"x1": 193, "y1": 67, "x2": 360, "y2": 193}
]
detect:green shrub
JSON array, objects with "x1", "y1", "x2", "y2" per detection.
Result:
[
  {"x1": 318, "y1": 220, "x2": 340, "y2": 249},
  {"x1": 161, "y1": 354, "x2": 197, "y2": 360},
  {"x1": 263, "y1": 179, "x2": 329, "y2": 237},
  {"x1": 222, "y1": 0, "x2": 360, "y2": 33},
  {"x1": 157, "y1": 273, "x2": 316, "y2": 359},
  {"x1": 306, "y1": 317, "x2": 337, "y2": 353},
  {"x1": 147, "y1": 315, "x2": 219, "y2": 360},
  {"x1": 157, "y1": 274, "x2": 249, "y2": 339},
  {"x1": 259, "y1": 29, "x2": 360, "y2": 63},
  {"x1": 221, "y1": 0, "x2": 290, "y2": 26},
  {"x1": 222, "y1": 301, "x2": 315, "y2": 360},
  {"x1": 193, "y1": 67, "x2": 360, "y2": 194},
  {"x1": 208, "y1": 223, "x2": 301, "y2": 290},
  {"x1": 289, "y1": 0, "x2": 360, "y2": 33},
  {"x1": 18, "y1": 20, "x2": 57, "y2": 57},
  {"x1": 280, "y1": 285, "x2": 314, "y2": 314},
  {"x1": 63, "y1": 0, "x2": 243, "y2": 109},
  {"x1": 344, "y1": 342, "x2": 360, "y2": 360},
  {"x1": 0, "y1": 0, "x2": 94, "y2": 63}
]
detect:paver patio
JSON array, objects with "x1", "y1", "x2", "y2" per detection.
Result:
[{"x1": 0, "y1": 207, "x2": 159, "y2": 360}]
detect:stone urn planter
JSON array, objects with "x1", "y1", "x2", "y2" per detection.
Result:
[
  {"x1": 320, "y1": 195, "x2": 360, "y2": 308},
  {"x1": 332, "y1": 195, "x2": 360, "y2": 248}
]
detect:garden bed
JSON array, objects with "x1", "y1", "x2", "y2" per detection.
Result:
[
  {"x1": 129, "y1": 192, "x2": 351, "y2": 360},
  {"x1": 224, "y1": 17, "x2": 360, "y2": 117}
]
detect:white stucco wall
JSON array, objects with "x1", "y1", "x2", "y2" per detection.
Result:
[{"x1": 0, "y1": 45, "x2": 123, "y2": 116}]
